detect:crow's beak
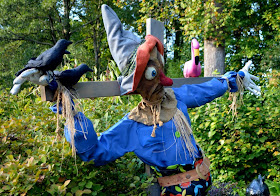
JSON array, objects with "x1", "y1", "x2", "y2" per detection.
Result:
[
  {"x1": 159, "y1": 71, "x2": 173, "y2": 86},
  {"x1": 68, "y1": 41, "x2": 73, "y2": 45}
]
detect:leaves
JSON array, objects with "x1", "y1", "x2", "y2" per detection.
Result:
[
  {"x1": 190, "y1": 69, "x2": 280, "y2": 186},
  {"x1": 0, "y1": 73, "x2": 145, "y2": 195}
]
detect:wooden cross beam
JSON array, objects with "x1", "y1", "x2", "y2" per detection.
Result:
[
  {"x1": 40, "y1": 18, "x2": 215, "y2": 101},
  {"x1": 40, "y1": 77, "x2": 215, "y2": 101}
]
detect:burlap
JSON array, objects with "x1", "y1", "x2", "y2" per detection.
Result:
[
  {"x1": 128, "y1": 88, "x2": 177, "y2": 126},
  {"x1": 129, "y1": 88, "x2": 198, "y2": 157}
]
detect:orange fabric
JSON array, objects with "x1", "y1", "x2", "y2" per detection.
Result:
[{"x1": 132, "y1": 35, "x2": 164, "y2": 92}]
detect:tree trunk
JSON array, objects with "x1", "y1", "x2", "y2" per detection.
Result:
[
  {"x1": 174, "y1": 20, "x2": 183, "y2": 60},
  {"x1": 204, "y1": 1, "x2": 225, "y2": 77},
  {"x1": 93, "y1": 27, "x2": 100, "y2": 75},
  {"x1": 204, "y1": 39, "x2": 225, "y2": 76},
  {"x1": 63, "y1": 0, "x2": 71, "y2": 40},
  {"x1": 48, "y1": 15, "x2": 57, "y2": 44}
]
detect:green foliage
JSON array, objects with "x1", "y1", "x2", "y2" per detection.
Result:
[
  {"x1": 0, "y1": 78, "x2": 149, "y2": 195},
  {"x1": 190, "y1": 69, "x2": 280, "y2": 188},
  {"x1": 2, "y1": 0, "x2": 280, "y2": 86},
  {"x1": 265, "y1": 180, "x2": 280, "y2": 196},
  {"x1": 166, "y1": 59, "x2": 185, "y2": 79},
  {"x1": 165, "y1": 42, "x2": 192, "y2": 78}
]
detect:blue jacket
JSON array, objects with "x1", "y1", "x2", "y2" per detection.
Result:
[{"x1": 51, "y1": 72, "x2": 240, "y2": 167}]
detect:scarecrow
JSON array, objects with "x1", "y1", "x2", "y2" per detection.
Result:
[{"x1": 11, "y1": 4, "x2": 260, "y2": 196}]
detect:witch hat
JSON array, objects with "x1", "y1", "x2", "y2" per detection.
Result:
[{"x1": 101, "y1": 4, "x2": 164, "y2": 95}]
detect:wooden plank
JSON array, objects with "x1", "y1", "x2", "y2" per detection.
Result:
[{"x1": 40, "y1": 77, "x2": 217, "y2": 101}]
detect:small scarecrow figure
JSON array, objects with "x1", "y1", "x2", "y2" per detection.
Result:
[{"x1": 11, "y1": 4, "x2": 260, "y2": 196}]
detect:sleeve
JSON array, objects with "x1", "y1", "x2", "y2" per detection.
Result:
[
  {"x1": 173, "y1": 71, "x2": 240, "y2": 108},
  {"x1": 50, "y1": 105, "x2": 137, "y2": 166}
]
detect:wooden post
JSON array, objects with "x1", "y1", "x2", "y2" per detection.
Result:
[{"x1": 146, "y1": 18, "x2": 165, "y2": 44}]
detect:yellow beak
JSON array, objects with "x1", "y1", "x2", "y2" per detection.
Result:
[{"x1": 194, "y1": 49, "x2": 199, "y2": 57}]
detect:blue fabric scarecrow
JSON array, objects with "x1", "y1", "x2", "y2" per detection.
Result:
[
  {"x1": 52, "y1": 5, "x2": 261, "y2": 196},
  {"x1": 10, "y1": 4, "x2": 260, "y2": 196}
]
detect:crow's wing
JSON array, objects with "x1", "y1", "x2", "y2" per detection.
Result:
[
  {"x1": 26, "y1": 59, "x2": 44, "y2": 68},
  {"x1": 15, "y1": 59, "x2": 44, "y2": 76},
  {"x1": 57, "y1": 69, "x2": 76, "y2": 79},
  {"x1": 41, "y1": 48, "x2": 65, "y2": 70}
]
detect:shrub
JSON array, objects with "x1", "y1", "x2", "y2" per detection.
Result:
[
  {"x1": 0, "y1": 86, "x2": 151, "y2": 195},
  {"x1": 190, "y1": 69, "x2": 280, "y2": 189}
]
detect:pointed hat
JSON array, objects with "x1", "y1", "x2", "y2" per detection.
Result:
[{"x1": 101, "y1": 4, "x2": 164, "y2": 95}]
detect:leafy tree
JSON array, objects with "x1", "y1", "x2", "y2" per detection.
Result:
[
  {"x1": 178, "y1": 0, "x2": 280, "y2": 73},
  {"x1": 0, "y1": 0, "x2": 76, "y2": 44},
  {"x1": 0, "y1": 0, "x2": 112, "y2": 87},
  {"x1": 74, "y1": 0, "x2": 115, "y2": 76}
]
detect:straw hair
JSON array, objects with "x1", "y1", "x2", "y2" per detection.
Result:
[
  {"x1": 172, "y1": 109, "x2": 197, "y2": 159},
  {"x1": 55, "y1": 82, "x2": 87, "y2": 157},
  {"x1": 228, "y1": 74, "x2": 244, "y2": 117},
  {"x1": 142, "y1": 100, "x2": 198, "y2": 158}
]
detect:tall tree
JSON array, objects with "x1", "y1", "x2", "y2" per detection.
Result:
[
  {"x1": 0, "y1": 0, "x2": 76, "y2": 44},
  {"x1": 0, "y1": 0, "x2": 78, "y2": 83},
  {"x1": 75, "y1": 0, "x2": 114, "y2": 76},
  {"x1": 203, "y1": 1, "x2": 225, "y2": 76},
  {"x1": 178, "y1": 0, "x2": 280, "y2": 74}
]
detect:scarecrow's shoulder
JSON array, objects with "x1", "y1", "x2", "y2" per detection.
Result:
[{"x1": 107, "y1": 113, "x2": 138, "y2": 132}]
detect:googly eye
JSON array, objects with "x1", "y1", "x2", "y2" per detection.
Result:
[{"x1": 145, "y1": 67, "x2": 157, "y2": 80}]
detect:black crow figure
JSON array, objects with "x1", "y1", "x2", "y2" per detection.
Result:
[
  {"x1": 15, "y1": 39, "x2": 72, "y2": 76},
  {"x1": 54, "y1": 64, "x2": 93, "y2": 88}
]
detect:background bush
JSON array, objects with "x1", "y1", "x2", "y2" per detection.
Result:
[
  {"x1": 0, "y1": 71, "x2": 152, "y2": 195},
  {"x1": 190, "y1": 69, "x2": 280, "y2": 193}
]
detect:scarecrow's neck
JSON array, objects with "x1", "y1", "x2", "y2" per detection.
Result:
[{"x1": 140, "y1": 86, "x2": 165, "y2": 104}]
